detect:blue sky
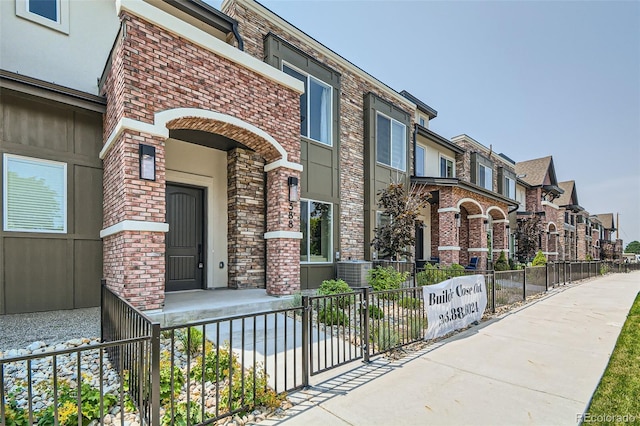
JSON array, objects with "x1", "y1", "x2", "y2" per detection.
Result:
[{"x1": 212, "y1": 0, "x2": 640, "y2": 245}]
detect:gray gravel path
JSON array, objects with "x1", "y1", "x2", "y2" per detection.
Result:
[{"x1": 0, "y1": 307, "x2": 100, "y2": 350}]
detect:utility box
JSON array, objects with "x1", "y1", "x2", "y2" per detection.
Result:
[{"x1": 336, "y1": 261, "x2": 372, "y2": 287}]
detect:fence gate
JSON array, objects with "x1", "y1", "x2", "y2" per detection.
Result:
[{"x1": 304, "y1": 290, "x2": 366, "y2": 377}]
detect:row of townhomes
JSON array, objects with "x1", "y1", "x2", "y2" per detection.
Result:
[{"x1": 0, "y1": 0, "x2": 623, "y2": 315}]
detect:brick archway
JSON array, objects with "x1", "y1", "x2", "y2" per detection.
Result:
[{"x1": 100, "y1": 5, "x2": 304, "y2": 310}]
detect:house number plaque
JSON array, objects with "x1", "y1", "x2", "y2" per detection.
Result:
[{"x1": 288, "y1": 202, "x2": 295, "y2": 228}]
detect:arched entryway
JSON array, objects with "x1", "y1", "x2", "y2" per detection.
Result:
[
  {"x1": 99, "y1": 0, "x2": 304, "y2": 311},
  {"x1": 457, "y1": 198, "x2": 484, "y2": 268}
]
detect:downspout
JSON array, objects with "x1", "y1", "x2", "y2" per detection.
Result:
[
  {"x1": 232, "y1": 22, "x2": 244, "y2": 51},
  {"x1": 412, "y1": 124, "x2": 417, "y2": 177}
]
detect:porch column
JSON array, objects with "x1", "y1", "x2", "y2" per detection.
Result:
[
  {"x1": 101, "y1": 131, "x2": 167, "y2": 311},
  {"x1": 493, "y1": 220, "x2": 508, "y2": 258},
  {"x1": 468, "y1": 214, "x2": 488, "y2": 270},
  {"x1": 437, "y1": 209, "x2": 460, "y2": 265},
  {"x1": 264, "y1": 167, "x2": 301, "y2": 295}
]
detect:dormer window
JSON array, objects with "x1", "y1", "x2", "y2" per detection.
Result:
[{"x1": 470, "y1": 152, "x2": 493, "y2": 191}]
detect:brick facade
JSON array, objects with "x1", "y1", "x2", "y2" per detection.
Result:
[
  {"x1": 101, "y1": 9, "x2": 301, "y2": 309},
  {"x1": 223, "y1": 0, "x2": 415, "y2": 261}
]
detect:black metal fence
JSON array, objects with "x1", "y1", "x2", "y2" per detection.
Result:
[{"x1": 2, "y1": 260, "x2": 633, "y2": 425}]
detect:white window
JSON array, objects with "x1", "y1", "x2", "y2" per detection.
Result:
[
  {"x1": 505, "y1": 176, "x2": 516, "y2": 199},
  {"x1": 440, "y1": 155, "x2": 455, "y2": 178},
  {"x1": 419, "y1": 117, "x2": 426, "y2": 127},
  {"x1": 415, "y1": 145, "x2": 426, "y2": 177},
  {"x1": 300, "y1": 200, "x2": 332, "y2": 263},
  {"x1": 479, "y1": 164, "x2": 493, "y2": 190},
  {"x1": 3, "y1": 154, "x2": 67, "y2": 233},
  {"x1": 16, "y1": 0, "x2": 69, "y2": 34},
  {"x1": 282, "y1": 63, "x2": 332, "y2": 146},
  {"x1": 376, "y1": 112, "x2": 406, "y2": 171}
]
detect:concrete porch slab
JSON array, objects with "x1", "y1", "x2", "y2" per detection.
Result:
[{"x1": 146, "y1": 288, "x2": 295, "y2": 327}]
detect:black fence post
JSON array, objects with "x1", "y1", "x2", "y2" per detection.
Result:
[
  {"x1": 491, "y1": 271, "x2": 496, "y2": 313},
  {"x1": 363, "y1": 286, "x2": 371, "y2": 364},
  {"x1": 523, "y1": 267, "x2": 527, "y2": 301},
  {"x1": 301, "y1": 295, "x2": 310, "y2": 388},
  {"x1": 100, "y1": 279, "x2": 106, "y2": 343},
  {"x1": 151, "y1": 322, "x2": 161, "y2": 426},
  {"x1": 545, "y1": 263, "x2": 549, "y2": 292}
]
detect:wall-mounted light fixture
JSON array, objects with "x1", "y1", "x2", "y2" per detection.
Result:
[
  {"x1": 455, "y1": 213, "x2": 461, "y2": 228},
  {"x1": 139, "y1": 144, "x2": 156, "y2": 181},
  {"x1": 288, "y1": 176, "x2": 299, "y2": 202},
  {"x1": 484, "y1": 219, "x2": 489, "y2": 232}
]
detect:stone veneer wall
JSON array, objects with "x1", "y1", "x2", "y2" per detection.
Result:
[
  {"x1": 227, "y1": 148, "x2": 266, "y2": 289},
  {"x1": 223, "y1": 0, "x2": 414, "y2": 261},
  {"x1": 101, "y1": 10, "x2": 301, "y2": 308}
]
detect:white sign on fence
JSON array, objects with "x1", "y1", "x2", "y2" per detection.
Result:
[{"x1": 423, "y1": 274, "x2": 487, "y2": 340}]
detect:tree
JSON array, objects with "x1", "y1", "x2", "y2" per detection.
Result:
[
  {"x1": 371, "y1": 182, "x2": 431, "y2": 261},
  {"x1": 532, "y1": 250, "x2": 547, "y2": 266},
  {"x1": 515, "y1": 216, "x2": 542, "y2": 263},
  {"x1": 624, "y1": 241, "x2": 640, "y2": 254}
]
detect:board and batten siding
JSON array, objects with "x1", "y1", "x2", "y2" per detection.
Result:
[{"x1": 0, "y1": 89, "x2": 103, "y2": 314}]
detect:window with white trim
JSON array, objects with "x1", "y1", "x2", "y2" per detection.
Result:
[
  {"x1": 505, "y1": 176, "x2": 516, "y2": 199},
  {"x1": 283, "y1": 63, "x2": 332, "y2": 146},
  {"x1": 3, "y1": 154, "x2": 67, "y2": 233},
  {"x1": 376, "y1": 112, "x2": 406, "y2": 171},
  {"x1": 415, "y1": 145, "x2": 425, "y2": 177},
  {"x1": 16, "y1": 0, "x2": 69, "y2": 34},
  {"x1": 478, "y1": 164, "x2": 493, "y2": 190},
  {"x1": 300, "y1": 200, "x2": 332, "y2": 263},
  {"x1": 439, "y1": 155, "x2": 455, "y2": 178}
]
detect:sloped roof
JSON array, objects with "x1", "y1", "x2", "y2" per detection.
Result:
[
  {"x1": 595, "y1": 213, "x2": 615, "y2": 230},
  {"x1": 515, "y1": 156, "x2": 556, "y2": 187},
  {"x1": 556, "y1": 181, "x2": 578, "y2": 206}
]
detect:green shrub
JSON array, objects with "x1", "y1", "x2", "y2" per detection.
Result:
[
  {"x1": 35, "y1": 379, "x2": 118, "y2": 426},
  {"x1": 159, "y1": 356, "x2": 185, "y2": 405},
  {"x1": 178, "y1": 326, "x2": 205, "y2": 356},
  {"x1": 532, "y1": 250, "x2": 547, "y2": 266},
  {"x1": 407, "y1": 316, "x2": 427, "y2": 340},
  {"x1": 370, "y1": 321, "x2": 400, "y2": 351},
  {"x1": 397, "y1": 296, "x2": 421, "y2": 310},
  {"x1": 190, "y1": 343, "x2": 238, "y2": 383},
  {"x1": 367, "y1": 266, "x2": 409, "y2": 292},
  {"x1": 360, "y1": 304, "x2": 384, "y2": 319},
  {"x1": 494, "y1": 251, "x2": 509, "y2": 271},
  {"x1": 318, "y1": 279, "x2": 354, "y2": 308},
  {"x1": 162, "y1": 400, "x2": 202, "y2": 426},
  {"x1": 416, "y1": 263, "x2": 465, "y2": 286},
  {"x1": 318, "y1": 307, "x2": 350, "y2": 326}
]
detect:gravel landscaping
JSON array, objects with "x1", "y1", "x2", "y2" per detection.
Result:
[{"x1": 0, "y1": 307, "x2": 100, "y2": 351}]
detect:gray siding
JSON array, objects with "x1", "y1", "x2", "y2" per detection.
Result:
[
  {"x1": 363, "y1": 93, "x2": 411, "y2": 260},
  {"x1": 264, "y1": 34, "x2": 340, "y2": 289},
  {"x1": 0, "y1": 89, "x2": 103, "y2": 314}
]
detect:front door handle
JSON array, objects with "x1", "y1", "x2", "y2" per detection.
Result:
[{"x1": 198, "y1": 244, "x2": 204, "y2": 269}]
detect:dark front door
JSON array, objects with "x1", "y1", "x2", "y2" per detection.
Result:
[{"x1": 166, "y1": 184, "x2": 205, "y2": 292}]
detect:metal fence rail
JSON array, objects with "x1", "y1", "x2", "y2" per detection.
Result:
[
  {"x1": 157, "y1": 305, "x2": 306, "y2": 424},
  {"x1": 366, "y1": 286, "x2": 427, "y2": 358},
  {"x1": 3, "y1": 260, "x2": 625, "y2": 426},
  {"x1": 0, "y1": 336, "x2": 153, "y2": 426}
]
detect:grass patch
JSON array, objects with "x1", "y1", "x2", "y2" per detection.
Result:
[{"x1": 585, "y1": 292, "x2": 640, "y2": 424}]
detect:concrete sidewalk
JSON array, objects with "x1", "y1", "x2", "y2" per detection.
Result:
[{"x1": 267, "y1": 272, "x2": 640, "y2": 426}]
